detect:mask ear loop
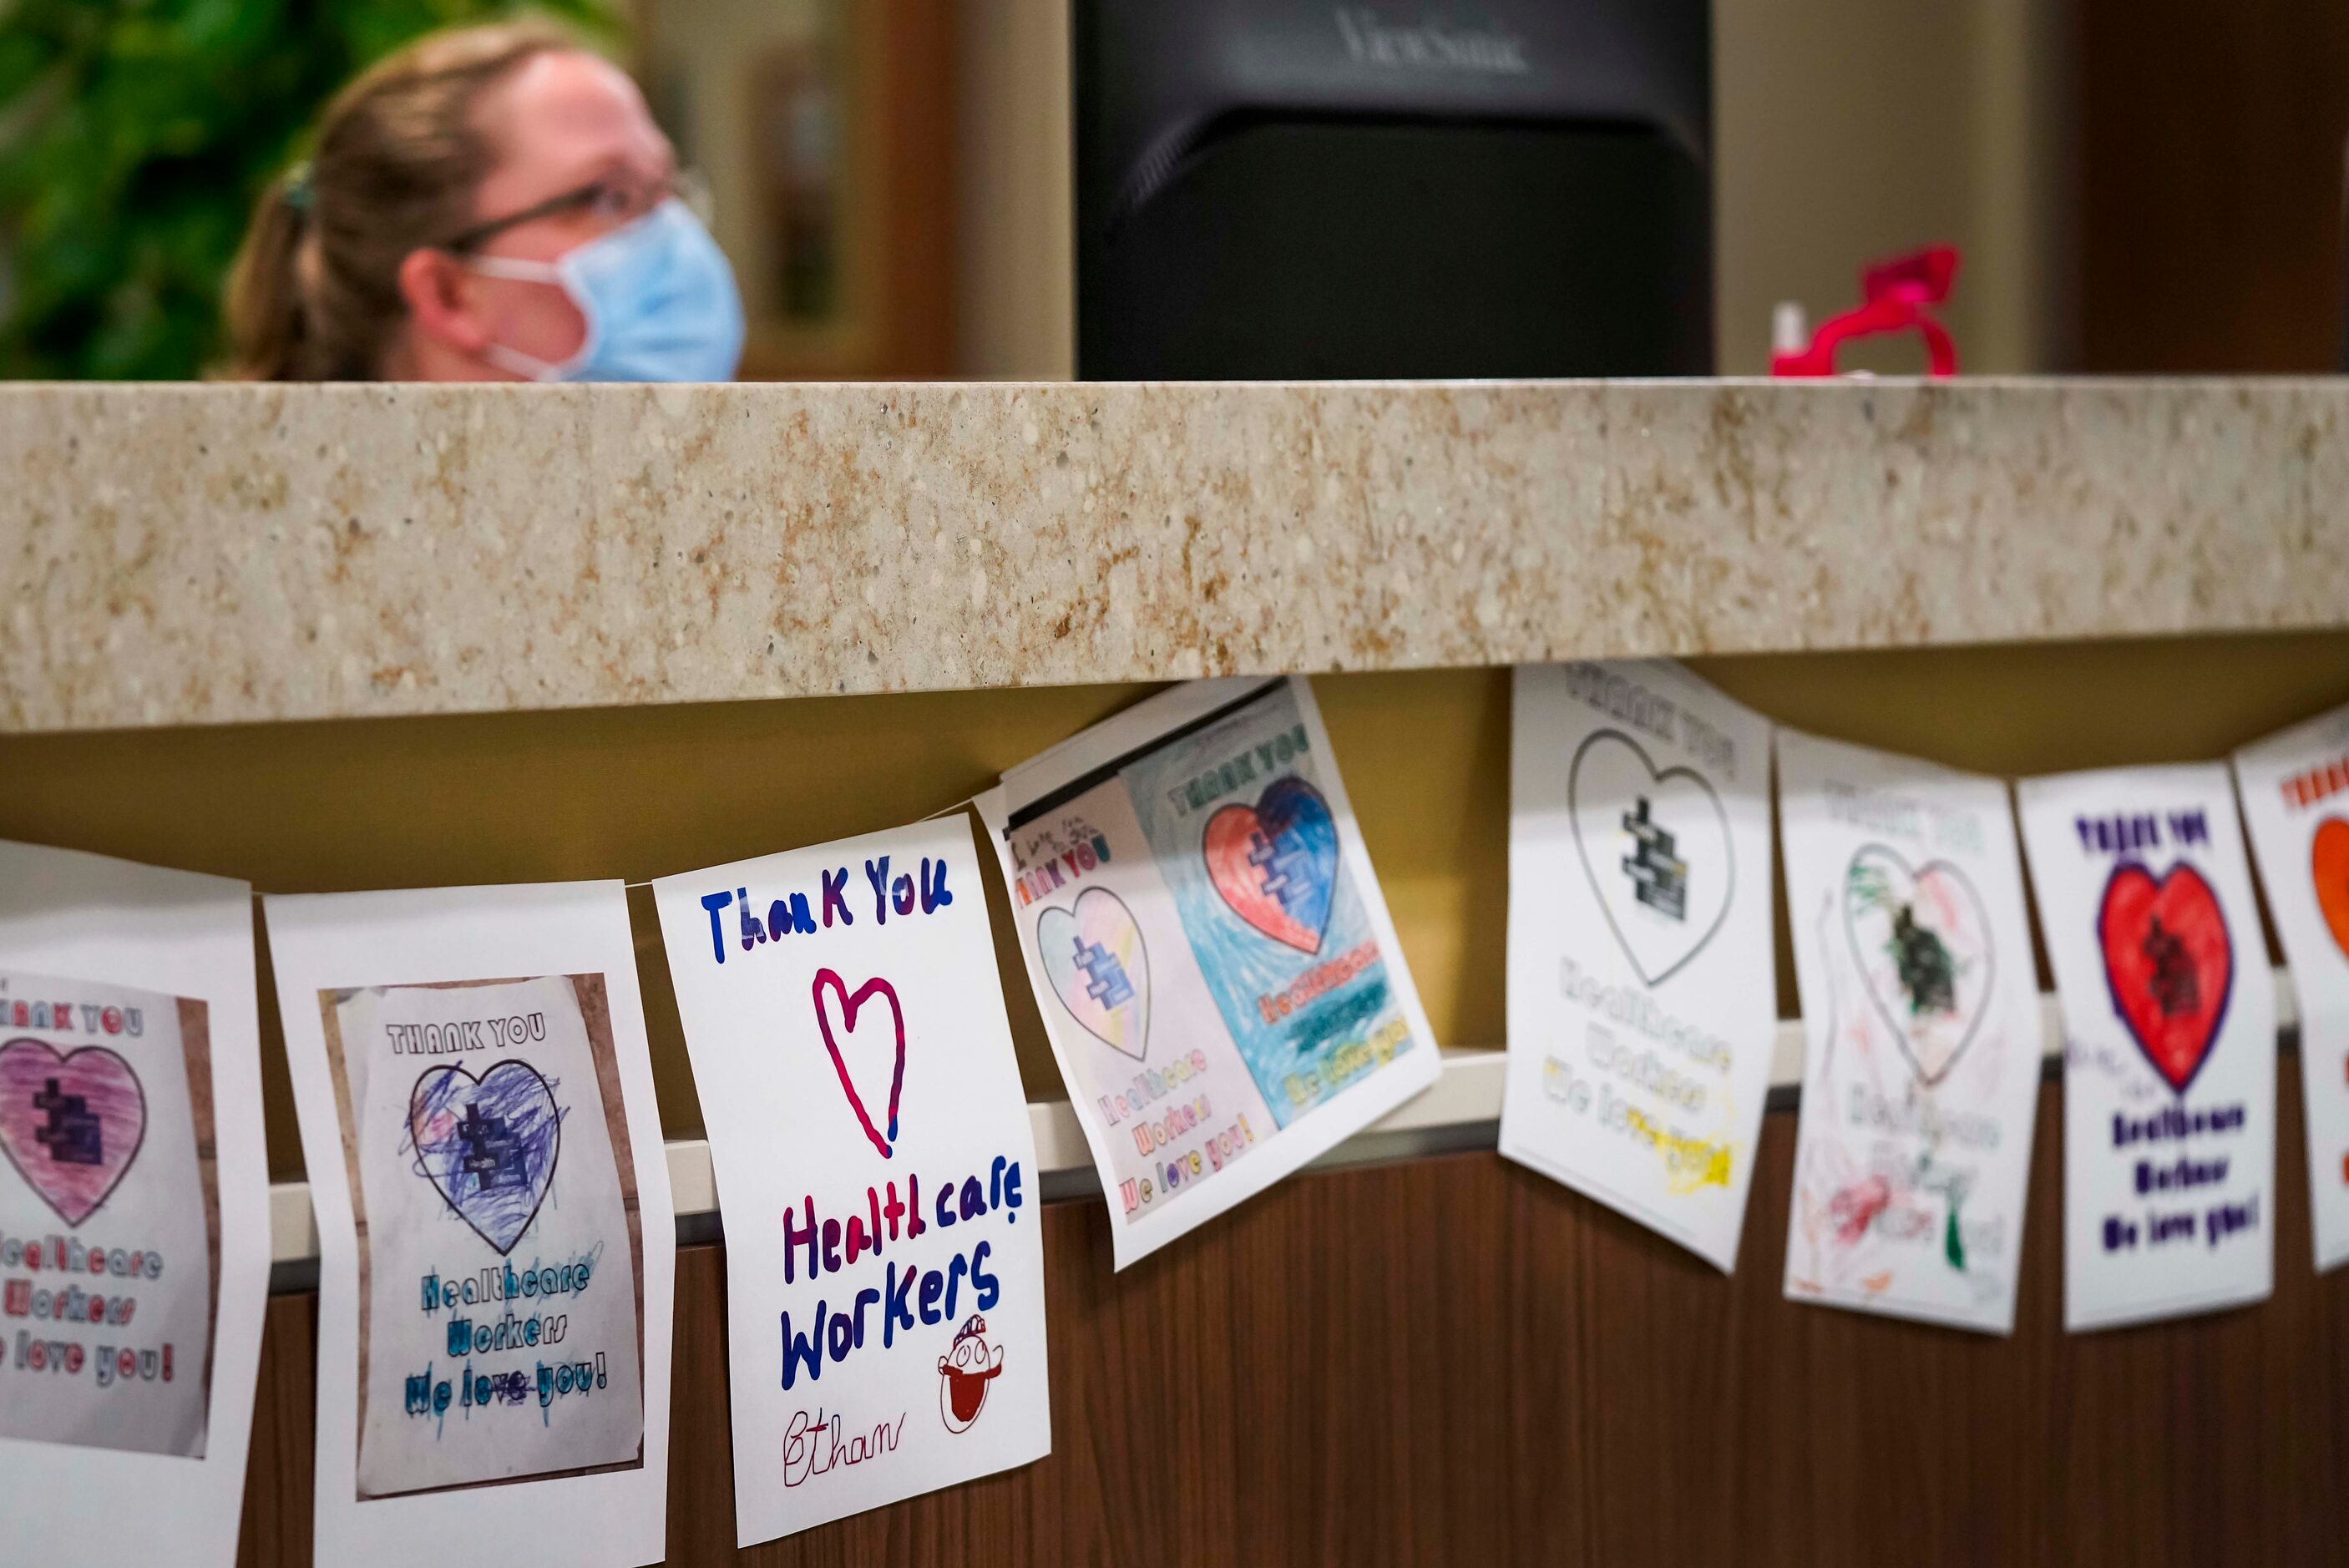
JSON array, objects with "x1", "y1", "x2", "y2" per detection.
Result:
[
  {"x1": 477, "y1": 340, "x2": 566, "y2": 382},
  {"x1": 463, "y1": 253, "x2": 592, "y2": 382}
]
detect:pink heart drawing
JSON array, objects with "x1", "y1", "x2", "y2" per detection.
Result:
[
  {"x1": 0, "y1": 1039, "x2": 148, "y2": 1227},
  {"x1": 812, "y1": 969, "x2": 907, "y2": 1160}
]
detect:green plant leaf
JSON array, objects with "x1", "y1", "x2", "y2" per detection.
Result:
[{"x1": 2, "y1": 0, "x2": 621, "y2": 379}]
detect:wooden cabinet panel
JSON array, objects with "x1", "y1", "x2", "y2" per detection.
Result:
[{"x1": 239, "y1": 1077, "x2": 2348, "y2": 1565}]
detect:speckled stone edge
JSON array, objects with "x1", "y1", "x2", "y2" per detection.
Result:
[{"x1": 2, "y1": 378, "x2": 2342, "y2": 733}]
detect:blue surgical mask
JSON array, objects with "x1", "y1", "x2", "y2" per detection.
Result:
[{"x1": 468, "y1": 198, "x2": 745, "y2": 382}]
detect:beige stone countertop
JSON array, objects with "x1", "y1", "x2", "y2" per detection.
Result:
[{"x1": 2, "y1": 378, "x2": 2342, "y2": 735}]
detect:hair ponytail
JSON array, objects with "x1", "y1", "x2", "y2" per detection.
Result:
[
  {"x1": 222, "y1": 172, "x2": 320, "y2": 381},
  {"x1": 217, "y1": 20, "x2": 580, "y2": 381}
]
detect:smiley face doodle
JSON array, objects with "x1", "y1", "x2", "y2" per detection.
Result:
[{"x1": 935, "y1": 1314, "x2": 1005, "y2": 1433}]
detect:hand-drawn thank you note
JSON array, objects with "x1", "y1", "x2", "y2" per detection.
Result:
[
  {"x1": 0, "y1": 839, "x2": 269, "y2": 1568},
  {"x1": 270, "y1": 883, "x2": 674, "y2": 1568},
  {"x1": 655, "y1": 818, "x2": 1050, "y2": 1545},
  {"x1": 328, "y1": 975, "x2": 644, "y2": 1497},
  {"x1": 980, "y1": 676, "x2": 1442, "y2": 1267},
  {"x1": 1776, "y1": 731, "x2": 2044, "y2": 1332},
  {"x1": 0, "y1": 969, "x2": 215, "y2": 1452},
  {"x1": 2233, "y1": 701, "x2": 2349, "y2": 1272},
  {"x1": 2018, "y1": 766, "x2": 2276, "y2": 1331},
  {"x1": 1501, "y1": 661, "x2": 1778, "y2": 1270}
]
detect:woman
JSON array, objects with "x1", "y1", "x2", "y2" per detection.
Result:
[{"x1": 225, "y1": 22, "x2": 742, "y2": 382}]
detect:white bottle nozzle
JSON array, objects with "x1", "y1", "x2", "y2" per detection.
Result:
[{"x1": 1771, "y1": 301, "x2": 1809, "y2": 358}]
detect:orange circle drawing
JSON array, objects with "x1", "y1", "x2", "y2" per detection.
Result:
[{"x1": 2311, "y1": 817, "x2": 2349, "y2": 961}]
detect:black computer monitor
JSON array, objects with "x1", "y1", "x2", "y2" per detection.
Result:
[{"x1": 1074, "y1": 0, "x2": 1714, "y2": 379}]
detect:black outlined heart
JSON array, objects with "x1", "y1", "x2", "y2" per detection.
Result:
[{"x1": 1568, "y1": 728, "x2": 1734, "y2": 987}]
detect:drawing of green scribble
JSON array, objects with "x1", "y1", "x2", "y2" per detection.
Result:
[{"x1": 1847, "y1": 862, "x2": 1960, "y2": 1019}]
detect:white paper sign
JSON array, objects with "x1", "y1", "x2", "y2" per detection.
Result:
[
  {"x1": 2017, "y1": 766, "x2": 2276, "y2": 1331},
  {"x1": 0, "y1": 969, "x2": 214, "y2": 1450},
  {"x1": 0, "y1": 840, "x2": 270, "y2": 1568},
  {"x1": 268, "y1": 883, "x2": 674, "y2": 1567},
  {"x1": 980, "y1": 676, "x2": 1441, "y2": 1267},
  {"x1": 1501, "y1": 660, "x2": 1777, "y2": 1270},
  {"x1": 2232, "y1": 701, "x2": 2349, "y2": 1272},
  {"x1": 1776, "y1": 731, "x2": 2044, "y2": 1332},
  {"x1": 654, "y1": 818, "x2": 1050, "y2": 1546}
]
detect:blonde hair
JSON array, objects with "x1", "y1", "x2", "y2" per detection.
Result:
[{"x1": 222, "y1": 21, "x2": 580, "y2": 381}]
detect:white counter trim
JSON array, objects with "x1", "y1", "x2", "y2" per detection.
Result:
[{"x1": 265, "y1": 964, "x2": 2303, "y2": 1267}]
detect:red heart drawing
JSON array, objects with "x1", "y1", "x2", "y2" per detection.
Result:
[
  {"x1": 812, "y1": 969, "x2": 905, "y2": 1159},
  {"x1": 0, "y1": 1040, "x2": 148, "y2": 1227},
  {"x1": 2311, "y1": 817, "x2": 2349, "y2": 962},
  {"x1": 2097, "y1": 862, "x2": 2234, "y2": 1095}
]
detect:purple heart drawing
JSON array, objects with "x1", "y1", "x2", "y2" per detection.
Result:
[
  {"x1": 408, "y1": 1060, "x2": 562, "y2": 1256},
  {"x1": 0, "y1": 1039, "x2": 147, "y2": 1227}
]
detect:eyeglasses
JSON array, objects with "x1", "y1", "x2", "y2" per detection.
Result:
[{"x1": 440, "y1": 168, "x2": 713, "y2": 255}]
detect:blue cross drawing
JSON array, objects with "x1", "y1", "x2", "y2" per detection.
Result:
[
  {"x1": 1071, "y1": 937, "x2": 1135, "y2": 1009},
  {"x1": 1621, "y1": 797, "x2": 1689, "y2": 923},
  {"x1": 456, "y1": 1103, "x2": 529, "y2": 1193},
  {"x1": 1248, "y1": 827, "x2": 1319, "y2": 919},
  {"x1": 33, "y1": 1078, "x2": 104, "y2": 1166}
]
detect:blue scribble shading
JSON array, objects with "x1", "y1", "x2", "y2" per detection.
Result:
[
  {"x1": 1288, "y1": 979, "x2": 1390, "y2": 1055},
  {"x1": 1246, "y1": 776, "x2": 1339, "y2": 941},
  {"x1": 1124, "y1": 684, "x2": 1415, "y2": 1126},
  {"x1": 407, "y1": 1060, "x2": 563, "y2": 1255}
]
